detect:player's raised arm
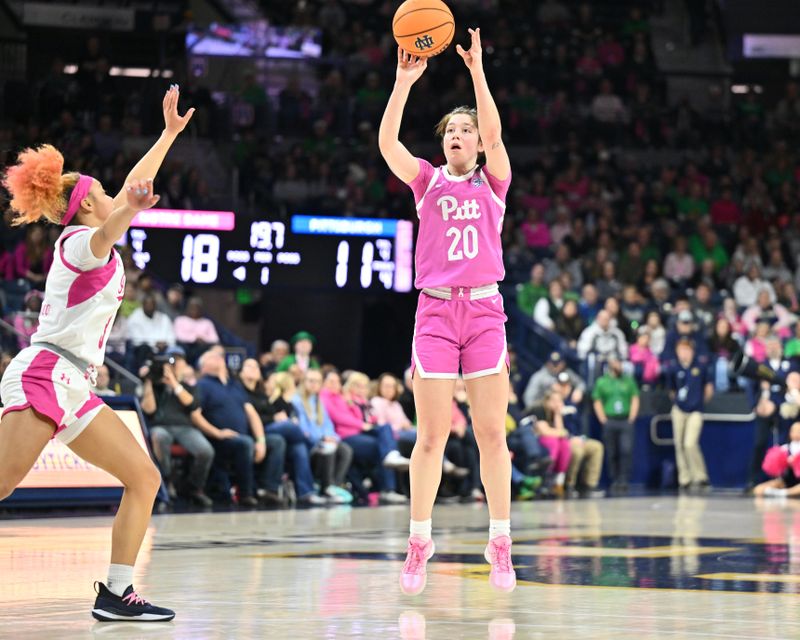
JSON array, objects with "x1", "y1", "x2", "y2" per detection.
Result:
[
  {"x1": 111, "y1": 85, "x2": 194, "y2": 210},
  {"x1": 378, "y1": 47, "x2": 428, "y2": 184},
  {"x1": 456, "y1": 28, "x2": 510, "y2": 181}
]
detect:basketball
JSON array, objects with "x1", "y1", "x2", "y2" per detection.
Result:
[{"x1": 392, "y1": 0, "x2": 455, "y2": 58}]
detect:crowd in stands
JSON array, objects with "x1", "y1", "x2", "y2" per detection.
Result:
[{"x1": 4, "y1": 0, "x2": 800, "y2": 505}]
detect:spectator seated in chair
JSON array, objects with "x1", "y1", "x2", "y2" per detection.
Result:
[
  {"x1": 321, "y1": 370, "x2": 408, "y2": 504},
  {"x1": 261, "y1": 370, "x2": 328, "y2": 506},
  {"x1": 277, "y1": 330, "x2": 320, "y2": 374},
  {"x1": 140, "y1": 346, "x2": 214, "y2": 507},
  {"x1": 194, "y1": 349, "x2": 285, "y2": 507}
]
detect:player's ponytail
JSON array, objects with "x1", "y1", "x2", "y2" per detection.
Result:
[{"x1": 2, "y1": 144, "x2": 81, "y2": 226}]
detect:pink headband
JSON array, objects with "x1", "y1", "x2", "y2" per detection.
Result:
[{"x1": 61, "y1": 174, "x2": 93, "y2": 226}]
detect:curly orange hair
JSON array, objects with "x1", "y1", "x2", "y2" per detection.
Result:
[{"x1": 2, "y1": 144, "x2": 81, "y2": 226}]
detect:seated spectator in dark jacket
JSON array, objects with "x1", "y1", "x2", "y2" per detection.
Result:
[
  {"x1": 523, "y1": 351, "x2": 586, "y2": 411},
  {"x1": 260, "y1": 339, "x2": 290, "y2": 377},
  {"x1": 141, "y1": 346, "x2": 214, "y2": 506},
  {"x1": 555, "y1": 299, "x2": 585, "y2": 349},
  {"x1": 553, "y1": 374, "x2": 605, "y2": 497},
  {"x1": 195, "y1": 349, "x2": 284, "y2": 507},
  {"x1": 239, "y1": 358, "x2": 325, "y2": 506}
]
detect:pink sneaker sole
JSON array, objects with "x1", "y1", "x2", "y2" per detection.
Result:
[{"x1": 399, "y1": 540, "x2": 435, "y2": 596}]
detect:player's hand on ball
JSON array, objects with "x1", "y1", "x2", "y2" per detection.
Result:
[
  {"x1": 456, "y1": 27, "x2": 482, "y2": 70},
  {"x1": 125, "y1": 178, "x2": 160, "y2": 212},
  {"x1": 396, "y1": 47, "x2": 428, "y2": 85}
]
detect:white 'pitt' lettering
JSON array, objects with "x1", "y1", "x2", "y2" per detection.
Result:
[{"x1": 436, "y1": 196, "x2": 481, "y2": 222}]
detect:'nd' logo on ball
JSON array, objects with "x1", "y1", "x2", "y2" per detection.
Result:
[{"x1": 393, "y1": 0, "x2": 454, "y2": 59}]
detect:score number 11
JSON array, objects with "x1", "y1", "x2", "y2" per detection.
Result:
[{"x1": 335, "y1": 240, "x2": 393, "y2": 289}]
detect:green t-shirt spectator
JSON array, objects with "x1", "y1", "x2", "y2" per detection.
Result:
[
  {"x1": 516, "y1": 283, "x2": 548, "y2": 317},
  {"x1": 276, "y1": 354, "x2": 320, "y2": 372},
  {"x1": 689, "y1": 235, "x2": 729, "y2": 271},
  {"x1": 641, "y1": 244, "x2": 662, "y2": 264},
  {"x1": 785, "y1": 339, "x2": 800, "y2": 359},
  {"x1": 592, "y1": 374, "x2": 639, "y2": 418},
  {"x1": 677, "y1": 196, "x2": 709, "y2": 220}
]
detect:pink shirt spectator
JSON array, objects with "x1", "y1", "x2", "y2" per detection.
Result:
[
  {"x1": 13, "y1": 312, "x2": 39, "y2": 350},
  {"x1": 370, "y1": 396, "x2": 412, "y2": 435},
  {"x1": 520, "y1": 221, "x2": 552, "y2": 249},
  {"x1": 409, "y1": 158, "x2": 510, "y2": 288},
  {"x1": 174, "y1": 315, "x2": 220, "y2": 344},
  {"x1": 741, "y1": 303, "x2": 797, "y2": 338},
  {"x1": 0, "y1": 252, "x2": 12, "y2": 280},
  {"x1": 520, "y1": 194, "x2": 551, "y2": 215},
  {"x1": 629, "y1": 343, "x2": 661, "y2": 384},
  {"x1": 745, "y1": 337, "x2": 768, "y2": 363},
  {"x1": 320, "y1": 388, "x2": 365, "y2": 440},
  {"x1": 663, "y1": 253, "x2": 695, "y2": 281},
  {"x1": 720, "y1": 312, "x2": 747, "y2": 341}
]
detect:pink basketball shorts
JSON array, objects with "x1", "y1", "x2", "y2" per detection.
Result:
[
  {"x1": 0, "y1": 346, "x2": 105, "y2": 443},
  {"x1": 411, "y1": 285, "x2": 510, "y2": 380}
]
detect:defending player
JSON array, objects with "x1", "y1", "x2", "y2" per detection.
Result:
[{"x1": 0, "y1": 86, "x2": 193, "y2": 621}]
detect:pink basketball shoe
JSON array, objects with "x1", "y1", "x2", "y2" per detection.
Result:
[
  {"x1": 484, "y1": 535, "x2": 516, "y2": 593},
  {"x1": 399, "y1": 536, "x2": 435, "y2": 596}
]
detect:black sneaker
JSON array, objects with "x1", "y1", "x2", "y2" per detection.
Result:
[{"x1": 92, "y1": 582, "x2": 175, "y2": 622}]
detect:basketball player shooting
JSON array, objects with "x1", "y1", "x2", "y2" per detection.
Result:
[{"x1": 379, "y1": 27, "x2": 516, "y2": 596}]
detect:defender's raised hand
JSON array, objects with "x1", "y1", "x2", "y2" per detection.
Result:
[{"x1": 163, "y1": 84, "x2": 195, "y2": 135}]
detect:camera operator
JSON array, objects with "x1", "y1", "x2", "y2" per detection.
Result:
[{"x1": 140, "y1": 346, "x2": 214, "y2": 507}]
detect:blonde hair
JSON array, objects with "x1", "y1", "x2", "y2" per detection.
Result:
[
  {"x1": 2, "y1": 144, "x2": 83, "y2": 225},
  {"x1": 343, "y1": 371, "x2": 370, "y2": 395},
  {"x1": 299, "y1": 370, "x2": 325, "y2": 426},
  {"x1": 270, "y1": 371, "x2": 296, "y2": 403}
]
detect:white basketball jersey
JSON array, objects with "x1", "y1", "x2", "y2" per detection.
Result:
[{"x1": 31, "y1": 225, "x2": 126, "y2": 366}]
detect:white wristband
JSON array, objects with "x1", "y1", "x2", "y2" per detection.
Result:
[{"x1": 174, "y1": 384, "x2": 185, "y2": 395}]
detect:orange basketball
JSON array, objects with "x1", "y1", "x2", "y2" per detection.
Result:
[{"x1": 392, "y1": 0, "x2": 455, "y2": 59}]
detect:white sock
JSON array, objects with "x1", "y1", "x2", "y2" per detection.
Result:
[
  {"x1": 106, "y1": 564, "x2": 134, "y2": 596},
  {"x1": 555, "y1": 472, "x2": 565, "y2": 486},
  {"x1": 410, "y1": 518, "x2": 432, "y2": 541},
  {"x1": 489, "y1": 519, "x2": 511, "y2": 540}
]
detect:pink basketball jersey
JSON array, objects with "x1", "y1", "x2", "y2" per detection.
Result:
[
  {"x1": 31, "y1": 225, "x2": 126, "y2": 366},
  {"x1": 408, "y1": 158, "x2": 510, "y2": 289}
]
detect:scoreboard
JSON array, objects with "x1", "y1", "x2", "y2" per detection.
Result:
[{"x1": 127, "y1": 210, "x2": 414, "y2": 292}]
